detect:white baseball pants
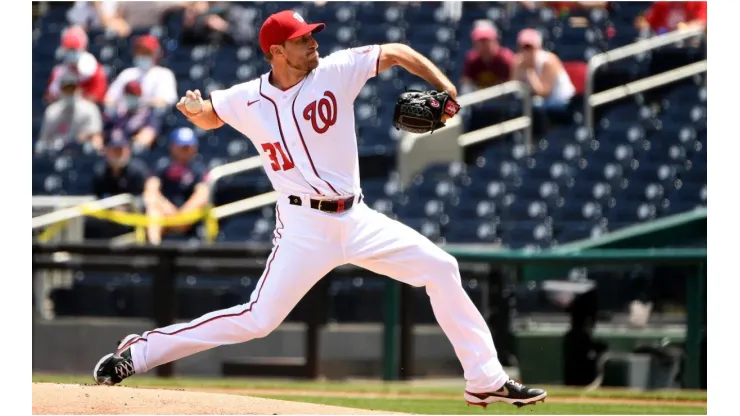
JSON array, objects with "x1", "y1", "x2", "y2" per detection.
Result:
[{"x1": 124, "y1": 198, "x2": 509, "y2": 392}]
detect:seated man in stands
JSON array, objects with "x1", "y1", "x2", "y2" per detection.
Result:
[
  {"x1": 460, "y1": 20, "x2": 515, "y2": 130},
  {"x1": 103, "y1": 80, "x2": 163, "y2": 151},
  {"x1": 45, "y1": 25, "x2": 108, "y2": 105},
  {"x1": 143, "y1": 127, "x2": 210, "y2": 244},
  {"x1": 88, "y1": 134, "x2": 150, "y2": 238},
  {"x1": 460, "y1": 20, "x2": 514, "y2": 94},
  {"x1": 104, "y1": 35, "x2": 178, "y2": 111},
  {"x1": 92, "y1": 134, "x2": 150, "y2": 198},
  {"x1": 37, "y1": 72, "x2": 103, "y2": 154}
]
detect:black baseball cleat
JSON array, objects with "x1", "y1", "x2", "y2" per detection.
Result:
[
  {"x1": 93, "y1": 334, "x2": 139, "y2": 386},
  {"x1": 464, "y1": 379, "x2": 547, "y2": 408}
]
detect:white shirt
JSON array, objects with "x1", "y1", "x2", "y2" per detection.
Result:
[
  {"x1": 105, "y1": 66, "x2": 178, "y2": 106},
  {"x1": 534, "y1": 50, "x2": 575, "y2": 103},
  {"x1": 211, "y1": 45, "x2": 382, "y2": 198}
]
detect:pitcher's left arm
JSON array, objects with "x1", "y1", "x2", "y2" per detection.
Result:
[{"x1": 377, "y1": 43, "x2": 457, "y2": 100}]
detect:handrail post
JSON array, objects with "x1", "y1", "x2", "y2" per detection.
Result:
[
  {"x1": 683, "y1": 262, "x2": 706, "y2": 389},
  {"x1": 521, "y1": 84, "x2": 534, "y2": 151},
  {"x1": 399, "y1": 284, "x2": 414, "y2": 380},
  {"x1": 584, "y1": 56, "x2": 601, "y2": 129},
  {"x1": 153, "y1": 251, "x2": 177, "y2": 378},
  {"x1": 305, "y1": 278, "x2": 327, "y2": 378},
  {"x1": 382, "y1": 279, "x2": 400, "y2": 381}
]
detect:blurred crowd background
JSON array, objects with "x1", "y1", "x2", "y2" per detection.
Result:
[
  {"x1": 32, "y1": 0, "x2": 707, "y2": 243},
  {"x1": 32, "y1": 1, "x2": 707, "y2": 385}
]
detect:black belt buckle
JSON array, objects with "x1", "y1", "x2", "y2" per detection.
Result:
[{"x1": 289, "y1": 194, "x2": 359, "y2": 214}]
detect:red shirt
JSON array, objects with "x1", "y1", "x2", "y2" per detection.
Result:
[
  {"x1": 645, "y1": 1, "x2": 707, "y2": 32},
  {"x1": 463, "y1": 47, "x2": 515, "y2": 89}
]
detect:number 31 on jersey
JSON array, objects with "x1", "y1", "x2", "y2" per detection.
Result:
[{"x1": 261, "y1": 142, "x2": 295, "y2": 171}]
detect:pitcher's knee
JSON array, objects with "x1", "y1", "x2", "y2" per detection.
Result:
[
  {"x1": 428, "y1": 252, "x2": 461, "y2": 284},
  {"x1": 246, "y1": 313, "x2": 282, "y2": 340}
]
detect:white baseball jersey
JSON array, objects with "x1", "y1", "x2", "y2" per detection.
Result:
[{"x1": 210, "y1": 45, "x2": 382, "y2": 198}]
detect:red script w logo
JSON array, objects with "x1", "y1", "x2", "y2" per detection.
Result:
[{"x1": 303, "y1": 91, "x2": 337, "y2": 134}]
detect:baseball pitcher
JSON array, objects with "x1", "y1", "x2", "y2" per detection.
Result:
[{"x1": 93, "y1": 10, "x2": 547, "y2": 408}]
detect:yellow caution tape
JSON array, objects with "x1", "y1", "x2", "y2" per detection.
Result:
[
  {"x1": 36, "y1": 219, "x2": 70, "y2": 243},
  {"x1": 37, "y1": 205, "x2": 221, "y2": 244},
  {"x1": 79, "y1": 205, "x2": 210, "y2": 227}
]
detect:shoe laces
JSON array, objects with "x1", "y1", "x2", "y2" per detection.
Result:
[
  {"x1": 507, "y1": 379, "x2": 525, "y2": 390},
  {"x1": 114, "y1": 358, "x2": 135, "y2": 379}
]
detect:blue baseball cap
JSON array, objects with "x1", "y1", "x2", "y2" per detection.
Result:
[
  {"x1": 105, "y1": 130, "x2": 130, "y2": 148},
  {"x1": 170, "y1": 127, "x2": 198, "y2": 147}
]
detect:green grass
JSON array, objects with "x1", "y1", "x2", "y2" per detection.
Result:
[
  {"x1": 32, "y1": 373, "x2": 706, "y2": 402},
  {"x1": 256, "y1": 395, "x2": 707, "y2": 415}
]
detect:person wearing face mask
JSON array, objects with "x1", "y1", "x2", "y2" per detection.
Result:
[
  {"x1": 87, "y1": 133, "x2": 151, "y2": 238},
  {"x1": 37, "y1": 72, "x2": 103, "y2": 154},
  {"x1": 45, "y1": 25, "x2": 108, "y2": 105},
  {"x1": 103, "y1": 80, "x2": 164, "y2": 151},
  {"x1": 143, "y1": 127, "x2": 210, "y2": 244},
  {"x1": 104, "y1": 35, "x2": 178, "y2": 111}
]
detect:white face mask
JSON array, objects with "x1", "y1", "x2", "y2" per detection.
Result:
[
  {"x1": 60, "y1": 93, "x2": 77, "y2": 105},
  {"x1": 124, "y1": 95, "x2": 140, "y2": 111},
  {"x1": 133, "y1": 56, "x2": 154, "y2": 71},
  {"x1": 63, "y1": 50, "x2": 82, "y2": 65}
]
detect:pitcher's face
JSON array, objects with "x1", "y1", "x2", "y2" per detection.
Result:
[{"x1": 283, "y1": 34, "x2": 320, "y2": 72}]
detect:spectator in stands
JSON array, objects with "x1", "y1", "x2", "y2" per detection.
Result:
[
  {"x1": 143, "y1": 127, "x2": 210, "y2": 244},
  {"x1": 87, "y1": 134, "x2": 150, "y2": 238},
  {"x1": 68, "y1": 1, "x2": 186, "y2": 38},
  {"x1": 104, "y1": 35, "x2": 178, "y2": 111},
  {"x1": 635, "y1": 1, "x2": 707, "y2": 35},
  {"x1": 91, "y1": 134, "x2": 150, "y2": 200},
  {"x1": 103, "y1": 80, "x2": 163, "y2": 151},
  {"x1": 512, "y1": 28, "x2": 575, "y2": 112},
  {"x1": 180, "y1": 2, "x2": 259, "y2": 46},
  {"x1": 45, "y1": 25, "x2": 108, "y2": 104},
  {"x1": 181, "y1": 2, "x2": 228, "y2": 45},
  {"x1": 37, "y1": 72, "x2": 103, "y2": 154},
  {"x1": 460, "y1": 20, "x2": 515, "y2": 94}
]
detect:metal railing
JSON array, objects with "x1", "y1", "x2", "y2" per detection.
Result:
[
  {"x1": 32, "y1": 193, "x2": 141, "y2": 318},
  {"x1": 588, "y1": 60, "x2": 707, "y2": 119},
  {"x1": 205, "y1": 155, "x2": 264, "y2": 203},
  {"x1": 202, "y1": 156, "x2": 274, "y2": 225},
  {"x1": 211, "y1": 191, "x2": 279, "y2": 221},
  {"x1": 32, "y1": 193, "x2": 139, "y2": 231},
  {"x1": 584, "y1": 26, "x2": 706, "y2": 127}
]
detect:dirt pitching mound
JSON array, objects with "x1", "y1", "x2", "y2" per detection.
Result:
[{"x1": 32, "y1": 383, "x2": 401, "y2": 415}]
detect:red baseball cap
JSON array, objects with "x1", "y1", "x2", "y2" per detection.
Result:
[
  {"x1": 124, "y1": 80, "x2": 142, "y2": 96},
  {"x1": 61, "y1": 26, "x2": 87, "y2": 50},
  {"x1": 135, "y1": 35, "x2": 160, "y2": 53},
  {"x1": 471, "y1": 26, "x2": 498, "y2": 41},
  {"x1": 259, "y1": 10, "x2": 325, "y2": 55},
  {"x1": 517, "y1": 29, "x2": 542, "y2": 48}
]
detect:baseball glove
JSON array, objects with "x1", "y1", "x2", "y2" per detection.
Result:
[{"x1": 392, "y1": 90, "x2": 461, "y2": 134}]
